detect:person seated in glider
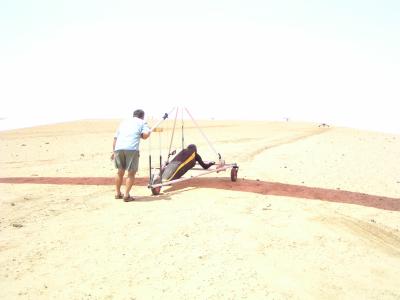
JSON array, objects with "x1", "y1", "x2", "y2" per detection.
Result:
[{"x1": 160, "y1": 144, "x2": 215, "y2": 181}]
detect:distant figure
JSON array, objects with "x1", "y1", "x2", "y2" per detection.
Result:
[
  {"x1": 111, "y1": 109, "x2": 151, "y2": 202},
  {"x1": 318, "y1": 123, "x2": 330, "y2": 128},
  {"x1": 161, "y1": 144, "x2": 215, "y2": 181}
]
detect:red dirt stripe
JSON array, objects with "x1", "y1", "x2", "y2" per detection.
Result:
[{"x1": 1, "y1": 177, "x2": 399, "y2": 211}]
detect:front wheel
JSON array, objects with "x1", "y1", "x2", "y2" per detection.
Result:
[{"x1": 230, "y1": 167, "x2": 238, "y2": 182}]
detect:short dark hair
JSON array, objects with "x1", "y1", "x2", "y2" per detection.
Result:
[{"x1": 133, "y1": 109, "x2": 145, "y2": 119}]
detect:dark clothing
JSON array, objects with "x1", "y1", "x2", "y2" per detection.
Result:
[{"x1": 161, "y1": 147, "x2": 213, "y2": 181}]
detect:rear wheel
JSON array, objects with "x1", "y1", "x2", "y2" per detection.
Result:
[
  {"x1": 230, "y1": 167, "x2": 238, "y2": 182},
  {"x1": 151, "y1": 186, "x2": 161, "y2": 195},
  {"x1": 151, "y1": 175, "x2": 162, "y2": 195}
]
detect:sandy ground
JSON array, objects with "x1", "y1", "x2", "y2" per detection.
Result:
[{"x1": 0, "y1": 119, "x2": 400, "y2": 299}]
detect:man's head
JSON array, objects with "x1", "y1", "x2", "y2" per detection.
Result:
[
  {"x1": 133, "y1": 109, "x2": 145, "y2": 119},
  {"x1": 187, "y1": 144, "x2": 197, "y2": 152}
]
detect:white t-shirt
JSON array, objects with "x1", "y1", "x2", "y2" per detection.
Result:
[{"x1": 114, "y1": 117, "x2": 150, "y2": 151}]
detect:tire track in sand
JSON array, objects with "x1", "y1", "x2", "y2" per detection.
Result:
[
  {"x1": 316, "y1": 215, "x2": 400, "y2": 256},
  {"x1": 234, "y1": 128, "x2": 330, "y2": 162}
]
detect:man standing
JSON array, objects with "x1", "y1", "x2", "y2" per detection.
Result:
[{"x1": 111, "y1": 109, "x2": 151, "y2": 201}]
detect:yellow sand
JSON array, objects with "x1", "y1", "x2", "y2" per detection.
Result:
[{"x1": 0, "y1": 119, "x2": 399, "y2": 299}]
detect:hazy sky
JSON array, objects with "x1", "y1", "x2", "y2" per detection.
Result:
[{"x1": 1, "y1": 0, "x2": 399, "y2": 132}]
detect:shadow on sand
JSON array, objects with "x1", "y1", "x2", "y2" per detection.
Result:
[{"x1": 1, "y1": 176, "x2": 399, "y2": 211}]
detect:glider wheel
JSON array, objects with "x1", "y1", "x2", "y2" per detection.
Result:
[
  {"x1": 151, "y1": 186, "x2": 161, "y2": 196},
  {"x1": 230, "y1": 167, "x2": 238, "y2": 182},
  {"x1": 151, "y1": 175, "x2": 162, "y2": 196}
]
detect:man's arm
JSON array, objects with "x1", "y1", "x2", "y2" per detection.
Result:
[
  {"x1": 195, "y1": 153, "x2": 215, "y2": 169},
  {"x1": 141, "y1": 131, "x2": 151, "y2": 139},
  {"x1": 110, "y1": 137, "x2": 117, "y2": 160},
  {"x1": 141, "y1": 122, "x2": 151, "y2": 140}
]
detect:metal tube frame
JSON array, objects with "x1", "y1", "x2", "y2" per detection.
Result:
[
  {"x1": 148, "y1": 163, "x2": 238, "y2": 189},
  {"x1": 147, "y1": 106, "x2": 238, "y2": 192},
  {"x1": 148, "y1": 107, "x2": 176, "y2": 185}
]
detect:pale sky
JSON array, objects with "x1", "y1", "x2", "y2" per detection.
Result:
[{"x1": 1, "y1": 0, "x2": 399, "y2": 132}]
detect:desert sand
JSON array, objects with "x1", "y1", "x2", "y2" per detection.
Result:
[{"x1": 0, "y1": 119, "x2": 400, "y2": 299}]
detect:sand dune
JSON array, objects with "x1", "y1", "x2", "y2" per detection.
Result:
[{"x1": 1, "y1": 119, "x2": 399, "y2": 299}]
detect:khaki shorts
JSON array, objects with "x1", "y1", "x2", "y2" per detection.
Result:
[{"x1": 114, "y1": 150, "x2": 140, "y2": 172}]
